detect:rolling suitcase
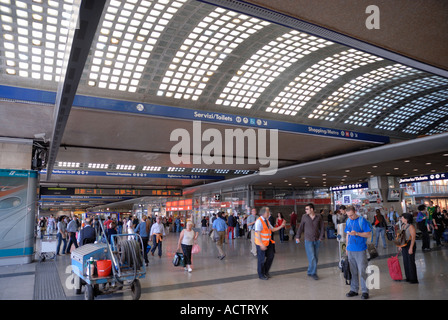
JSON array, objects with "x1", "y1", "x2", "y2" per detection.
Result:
[
  {"x1": 327, "y1": 227, "x2": 336, "y2": 239},
  {"x1": 387, "y1": 255, "x2": 403, "y2": 281},
  {"x1": 367, "y1": 243, "x2": 378, "y2": 260}
]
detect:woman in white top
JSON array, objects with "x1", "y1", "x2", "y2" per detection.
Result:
[{"x1": 177, "y1": 221, "x2": 198, "y2": 272}]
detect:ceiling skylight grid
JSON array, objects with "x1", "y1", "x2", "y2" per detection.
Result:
[
  {"x1": 403, "y1": 104, "x2": 448, "y2": 135},
  {"x1": 216, "y1": 30, "x2": 333, "y2": 110},
  {"x1": 375, "y1": 89, "x2": 448, "y2": 131},
  {"x1": 371, "y1": 76, "x2": 448, "y2": 131},
  {"x1": 428, "y1": 121, "x2": 448, "y2": 135},
  {"x1": 298, "y1": 49, "x2": 383, "y2": 121},
  {"x1": 0, "y1": 0, "x2": 75, "y2": 81},
  {"x1": 267, "y1": 49, "x2": 382, "y2": 118},
  {"x1": 87, "y1": 0, "x2": 187, "y2": 92},
  {"x1": 157, "y1": 7, "x2": 270, "y2": 101},
  {"x1": 319, "y1": 64, "x2": 421, "y2": 126}
]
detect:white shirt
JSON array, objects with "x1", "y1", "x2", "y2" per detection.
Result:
[
  {"x1": 254, "y1": 217, "x2": 273, "y2": 232},
  {"x1": 150, "y1": 222, "x2": 166, "y2": 236},
  {"x1": 181, "y1": 229, "x2": 195, "y2": 246}
]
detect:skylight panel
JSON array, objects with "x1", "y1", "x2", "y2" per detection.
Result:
[
  {"x1": 403, "y1": 104, "x2": 448, "y2": 134},
  {"x1": 1, "y1": 0, "x2": 76, "y2": 82},
  {"x1": 376, "y1": 89, "x2": 448, "y2": 131},
  {"x1": 372, "y1": 76, "x2": 448, "y2": 131},
  {"x1": 88, "y1": 0, "x2": 187, "y2": 93},
  {"x1": 320, "y1": 64, "x2": 421, "y2": 125},
  {"x1": 217, "y1": 30, "x2": 332, "y2": 110},
  {"x1": 271, "y1": 49, "x2": 382, "y2": 119},
  {"x1": 157, "y1": 8, "x2": 269, "y2": 101}
]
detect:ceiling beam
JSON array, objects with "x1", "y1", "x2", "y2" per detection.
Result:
[
  {"x1": 46, "y1": 0, "x2": 106, "y2": 180},
  {"x1": 183, "y1": 131, "x2": 448, "y2": 195}
]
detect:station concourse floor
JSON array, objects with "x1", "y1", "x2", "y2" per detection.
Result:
[{"x1": 1, "y1": 229, "x2": 448, "y2": 301}]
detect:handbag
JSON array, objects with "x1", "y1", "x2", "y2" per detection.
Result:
[
  {"x1": 393, "y1": 226, "x2": 409, "y2": 247},
  {"x1": 341, "y1": 257, "x2": 351, "y2": 285},
  {"x1": 172, "y1": 252, "x2": 185, "y2": 267},
  {"x1": 209, "y1": 229, "x2": 218, "y2": 242},
  {"x1": 192, "y1": 243, "x2": 201, "y2": 254}
]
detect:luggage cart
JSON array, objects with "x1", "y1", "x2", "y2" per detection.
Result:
[
  {"x1": 71, "y1": 223, "x2": 146, "y2": 300},
  {"x1": 38, "y1": 234, "x2": 58, "y2": 262}
]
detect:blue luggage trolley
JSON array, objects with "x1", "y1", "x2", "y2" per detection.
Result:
[{"x1": 71, "y1": 225, "x2": 146, "y2": 300}]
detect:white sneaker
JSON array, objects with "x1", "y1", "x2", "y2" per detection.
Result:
[{"x1": 188, "y1": 267, "x2": 193, "y2": 272}]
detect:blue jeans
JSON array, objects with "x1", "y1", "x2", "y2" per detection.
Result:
[
  {"x1": 56, "y1": 232, "x2": 67, "y2": 255},
  {"x1": 375, "y1": 227, "x2": 387, "y2": 248},
  {"x1": 347, "y1": 250, "x2": 369, "y2": 294},
  {"x1": 304, "y1": 240, "x2": 321, "y2": 276}
]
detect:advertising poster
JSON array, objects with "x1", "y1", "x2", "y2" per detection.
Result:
[{"x1": 0, "y1": 169, "x2": 37, "y2": 264}]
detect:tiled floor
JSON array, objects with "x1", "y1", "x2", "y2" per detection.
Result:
[{"x1": 2, "y1": 230, "x2": 448, "y2": 300}]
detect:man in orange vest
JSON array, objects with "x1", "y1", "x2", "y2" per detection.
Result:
[{"x1": 254, "y1": 206, "x2": 286, "y2": 280}]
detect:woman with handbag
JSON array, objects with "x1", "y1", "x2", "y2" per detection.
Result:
[
  {"x1": 398, "y1": 213, "x2": 418, "y2": 284},
  {"x1": 177, "y1": 221, "x2": 198, "y2": 272}
]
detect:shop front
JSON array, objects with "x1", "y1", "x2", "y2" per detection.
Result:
[{"x1": 400, "y1": 172, "x2": 448, "y2": 212}]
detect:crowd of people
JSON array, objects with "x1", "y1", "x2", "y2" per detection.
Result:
[{"x1": 35, "y1": 201, "x2": 447, "y2": 300}]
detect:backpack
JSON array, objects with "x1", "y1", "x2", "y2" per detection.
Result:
[{"x1": 341, "y1": 257, "x2": 351, "y2": 285}]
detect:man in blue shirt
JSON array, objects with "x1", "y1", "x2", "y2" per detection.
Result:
[
  {"x1": 344, "y1": 206, "x2": 372, "y2": 300},
  {"x1": 212, "y1": 212, "x2": 227, "y2": 260}
]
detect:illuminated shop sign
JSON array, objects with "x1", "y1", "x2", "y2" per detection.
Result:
[
  {"x1": 399, "y1": 172, "x2": 447, "y2": 184},
  {"x1": 330, "y1": 182, "x2": 369, "y2": 191}
]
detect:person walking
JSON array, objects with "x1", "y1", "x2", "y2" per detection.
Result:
[
  {"x1": 276, "y1": 212, "x2": 286, "y2": 243},
  {"x1": 290, "y1": 211, "x2": 297, "y2": 238},
  {"x1": 344, "y1": 206, "x2": 372, "y2": 300},
  {"x1": 254, "y1": 207, "x2": 285, "y2": 280},
  {"x1": 177, "y1": 221, "x2": 199, "y2": 272},
  {"x1": 247, "y1": 208, "x2": 258, "y2": 257},
  {"x1": 373, "y1": 209, "x2": 387, "y2": 249},
  {"x1": 295, "y1": 203, "x2": 324, "y2": 280},
  {"x1": 66, "y1": 216, "x2": 79, "y2": 254},
  {"x1": 56, "y1": 216, "x2": 67, "y2": 255},
  {"x1": 398, "y1": 213, "x2": 418, "y2": 284},
  {"x1": 78, "y1": 218, "x2": 96, "y2": 246},
  {"x1": 134, "y1": 215, "x2": 151, "y2": 266},
  {"x1": 416, "y1": 204, "x2": 431, "y2": 251},
  {"x1": 433, "y1": 205, "x2": 445, "y2": 247},
  {"x1": 227, "y1": 211, "x2": 236, "y2": 240},
  {"x1": 150, "y1": 216, "x2": 166, "y2": 258},
  {"x1": 212, "y1": 211, "x2": 227, "y2": 260}
]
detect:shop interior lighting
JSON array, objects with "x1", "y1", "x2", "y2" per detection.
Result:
[
  {"x1": 115, "y1": 164, "x2": 136, "y2": 170},
  {"x1": 217, "y1": 30, "x2": 332, "y2": 110},
  {"x1": 214, "y1": 169, "x2": 229, "y2": 174},
  {"x1": 191, "y1": 168, "x2": 208, "y2": 173},
  {"x1": 167, "y1": 167, "x2": 185, "y2": 172},
  {"x1": 57, "y1": 161, "x2": 80, "y2": 168},
  {"x1": 234, "y1": 170, "x2": 250, "y2": 174},
  {"x1": 87, "y1": 163, "x2": 109, "y2": 169},
  {"x1": 142, "y1": 166, "x2": 161, "y2": 171}
]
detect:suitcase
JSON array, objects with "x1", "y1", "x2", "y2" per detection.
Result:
[
  {"x1": 327, "y1": 227, "x2": 336, "y2": 239},
  {"x1": 443, "y1": 230, "x2": 448, "y2": 242},
  {"x1": 387, "y1": 255, "x2": 403, "y2": 281},
  {"x1": 386, "y1": 226, "x2": 395, "y2": 241},
  {"x1": 367, "y1": 243, "x2": 378, "y2": 260}
]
